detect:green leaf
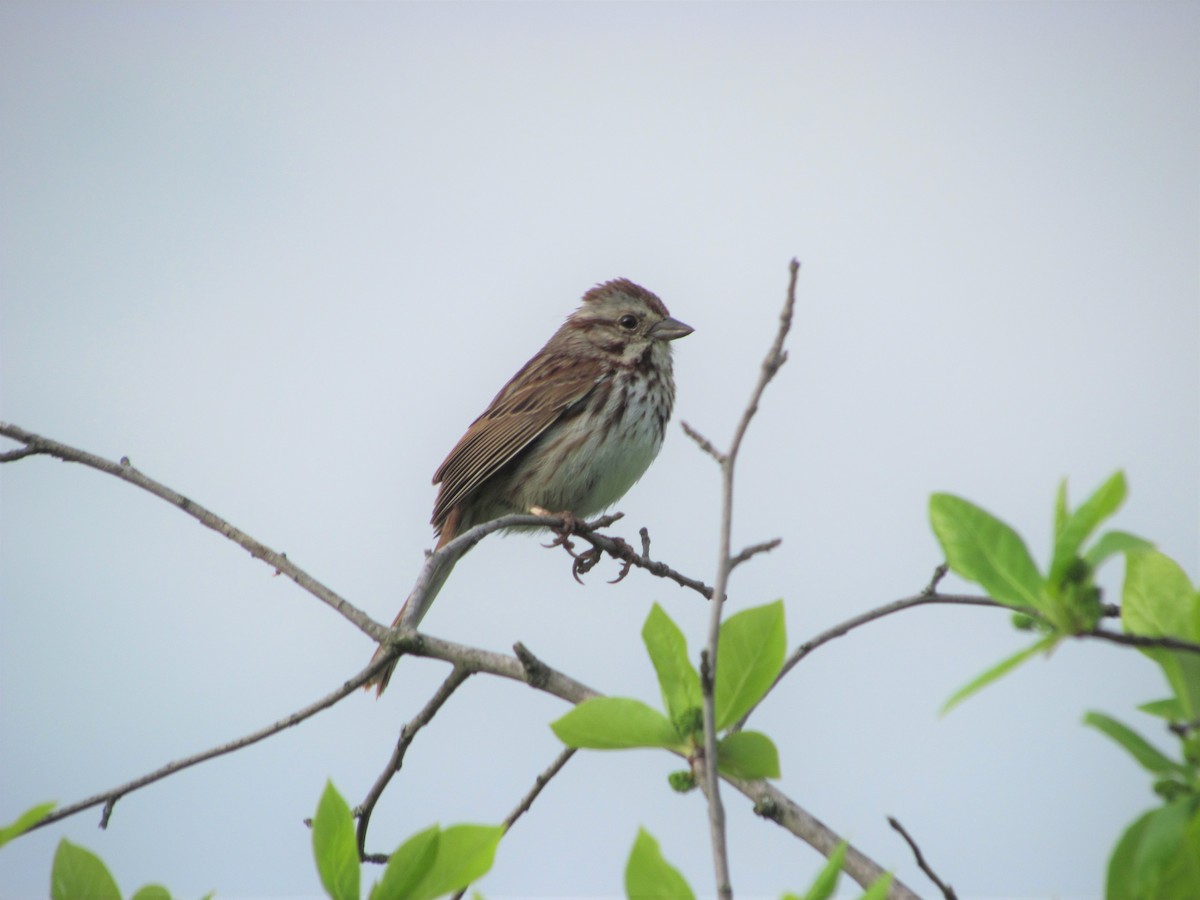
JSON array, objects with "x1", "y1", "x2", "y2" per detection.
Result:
[
  {"x1": 130, "y1": 887, "x2": 173, "y2": 900},
  {"x1": 624, "y1": 828, "x2": 694, "y2": 900},
  {"x1": 1124, "y1": 551, "x2": 1200, "y2": 643},
  {"x1": 404, "y1": 824, "x2": 503, "y2": 900},
  {"x1": 1049, "y1": 472, "x2": 1127, "y2": 586},
  {"x1": 801, "y1": 841, "x2": 846, "y2": 900},
  {"x1": 312, "y1": 781, "x2": 361, "y2": 900},
  {"x1": 372, "y1": 825, "x2": 439, "y2": 900},
  {"x1": 1139, "y1": 698, "x2": 1186, "y2": 720},
  {"x1": 714, "y1": 600, "x2": 786, "y2": 730},
  {"x1": 859, "y1": 872, "x2": 895, "y2": 900},
  {"x1": 929, "y1": 494, "x2": 1044, "y2": 610},
  {"x1": 641, "y1": 604, "x2": 702, "y2": 735},
  {"x1": 551, "y1": 698, "x2": 683, "y2": 750},
  {"x1": 941, "y1": 635, "x2": 1057, "y2": 715},
  {"x1": 1123, "y1": 551, "x2": 1200, "y2": 720},
  {"x1": 51, "y1": 839, "x2": 122, "y2": 900},
  {"x1": 1085, "y1": 530, "x2": 1154, "y2": 570},
  {"x1": 1108, "y1": 798, "x2": 1200, "y2": 899},
  {"x1": 1083, "y1": 711, "x2": 1187, "y2": 776},
  {"x1": 0, "y1": 801, "x2": 55, "y2": 849},
  {"x1": 716, "y1": 731, "x2": 781, "y2": 780}
]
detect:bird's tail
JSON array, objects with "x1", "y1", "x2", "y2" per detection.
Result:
[{"x1": 365, "y1": 520, "x2": 460, "y2": 696}]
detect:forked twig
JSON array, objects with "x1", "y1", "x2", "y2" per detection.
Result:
[
  {"x1": 357, "y1": 666, "x2": 474, "y2": 860},
  {"x1": 697, "y1": 259, "x2": 801, "y2": 900}
]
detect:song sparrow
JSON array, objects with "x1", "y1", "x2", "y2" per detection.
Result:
[{"x1": 367, "y1": 278, "x2": 692, "y2": 694}]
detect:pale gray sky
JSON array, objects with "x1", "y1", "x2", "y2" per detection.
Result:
[{"x1": 2, "y1": 2, "x2": 1197, "y2": 898}]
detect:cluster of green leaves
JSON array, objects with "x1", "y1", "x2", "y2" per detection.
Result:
[
  {"x1": 930, "y1": 471, "x2": 1151, "y2": 711},
  {"x1": 312, "y1": 782, "x2": 502, "y2": 900},
  {"x1": 625, "y1": 827, "x2": 892, "y2": 900},
  {"x1": 551, "y1": 600, "x2": 786, "y2": 786},
  {"x1": 1089, "y1": 550, "x2": 1200, "y2": 899},
  {"x1": 931, "y1": 471, "x2": 1200, "y2": 897}
]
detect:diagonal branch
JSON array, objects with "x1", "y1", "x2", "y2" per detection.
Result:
[
  {"x1": 358, "y1": 666, "x2": 474, "y2": 861},
  {"x1": 25, "y1": 655, "x2": 395, "y2": 834},
  {"x1": 889, "y1": 816, "x2": 958, "y2": 900},
  {"x1": 0, "y1": 422, "x2": 385, "y2": 642},
  {"x1": 449, "y1": 747, "x2": 578, "y2": 900}
]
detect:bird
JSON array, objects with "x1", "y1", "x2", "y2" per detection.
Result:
[{"x1": 366, "y1": 278, "x2": 692, "y2": 695}]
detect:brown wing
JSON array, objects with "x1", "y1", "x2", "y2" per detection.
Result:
[{"x1": 431, "y1": 351, "x2": 607, "y2": 531}]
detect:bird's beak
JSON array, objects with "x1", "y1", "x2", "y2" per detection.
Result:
[{"x1": 650, "y1": 316, "x2": 694, "y2": 342}]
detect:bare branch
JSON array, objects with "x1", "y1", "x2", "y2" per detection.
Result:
[
  {"x1": 1078, "y1": 628, "x2": 1200, "y2": 655},
  {"x1": 26, "y1": 656, "x2": 394, "y2": 834},
  {"x1": 729, "y1": 537, "x2": 782, "y2": 570},
  {"x1": 736, "y1": 777, "x2": 919, "y2": 898},
  {"x1": 358, "y1": 666, "x2": 473, "y2": 860},
  {"x1": 449, "y1": 748, "x2": 578, "y2": 900},
  {"x1": 889, "y1": 816, "x2": 958, "y2": 900},
  {"x1": 681, "y1": 420, "x2": 726, "y2": 464},
  {"x1": 734, "y1": 592, "x2": 1008, "y2": 730},
  {"x1": 700, "y1": 259, "x2": 803, "y2": 900},
  {"x1": 0, "y1": 422, "x2": 385, "y2": 642}
]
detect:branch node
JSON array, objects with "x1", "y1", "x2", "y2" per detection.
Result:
[
  {"x1": 923, "y1": 563, "x2": 949, "y2": 596},
  {"x1": 514, "y1": 642, "x2": 551, "y2": 689},
  {"x1": 752, "y1": 797, "x2": 780, "y2": 821}
]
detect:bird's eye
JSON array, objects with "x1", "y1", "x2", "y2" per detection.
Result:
[{"x1": 618, "y1": 314, "x2": 638, "y2": 330}]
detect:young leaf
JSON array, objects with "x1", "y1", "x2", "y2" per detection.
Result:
[
  {"x1": 642, "y1": 603, "x2": 702, "y2": 733},
  {"x1": 404, "y1": 824, "x2": 503, "y2": 900},
  {"x1": 714, "y1": 600, "x2": 786, "y2": 730},
  {"x1": 624, "y1": 828, "x2": 694, "y2": 900},
  {"x1": 372, "y1": 825, "x2": 439, "y2": 900},
  {"x1": 801, "y1": 841, "x2": 847, "y2": 900},
  {"x1": 551, "y1": 698, "x2": 683, "y2": 750},
  {"x1": 0, "y1": 801, "x2": 55, "y2": 849},
  {"x1": 1085, "y1": 530, "x2": 1154, "y2": 570},
  {"x1": 1123, "y1": 551, "x2": 1200, "y2": 720},
  {"x1": 1123, "y1": 551, "x2": 1200, "y2": 643},
  {"x1": 1083, "y1": 711, "x2": 1187, "y2": 776},
  {"x1": 51, "y1": 839, "x2": 122, "y2": 900},
  {"x1": 859, "y1": 872, "x2": 895, "y2": 900},
  {"x1": 716, "y1": 730, "x2": 781, "y2": 780},
  {"x1": 1109, "y1": 797, "x2": 1200, "y2": 899},
  {"x1": 130, "y1": 887, "x2": 173, "y2": 900},
  {"x1": 1139, "y1": 698, "x2": 1186, "y2": 721},
  {"x1": 312, "y1": 781, "x2": 361, "y2": 900},
  {"x1": 941, "y1": 635, "x2": 1057, "y2": 715},
  {"x1": 929, "y1": 494, "x2": 1044, "y2": 610},
  {"x1": 1049, "y1": 471, "x2": 1127, "y2": 586}
]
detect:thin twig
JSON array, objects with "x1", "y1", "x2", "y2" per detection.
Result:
[
  {"x1": 734, "y1": 592, "x2": 1008, "y2": 731},
  {"x1": 681, "y1": 420, "x2": 726, "y2": 464},
  {"x1": 358, "y1": 666, "x2": 473, "y2": 860},
  {"x1": 449, "y1": 748, "x2": 578, "y2": 900},
  {"x1": 700, "y1": 259, "x2": 802, "y2": 900},
  {"x1": 1078, "y1": 628, "x2": 1200, "y2": 655},
  {"x1": 888, "y1": 816, "x2": 958, "y2": 900},
  {"x1": 26, "y1": 655, "x2": 395, "y2": 834},
  {"x1": 729, "y1": 538, "x2": 783, "y2": 570}
]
